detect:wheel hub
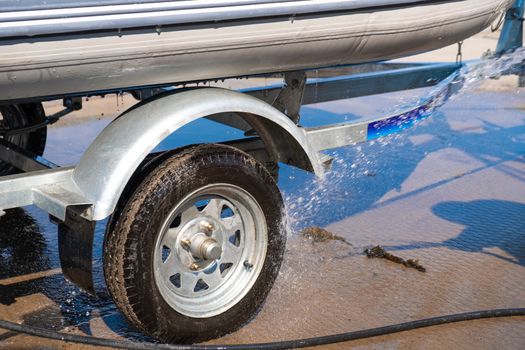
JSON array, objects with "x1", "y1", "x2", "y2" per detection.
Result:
[
  {"x1": 188, "y1": 232, "x2": 222, "y2": 261},
  {"x1": 178, "y1": 218, "x2": 224, "y2": 270}
]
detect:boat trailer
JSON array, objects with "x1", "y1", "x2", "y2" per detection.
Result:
[{"x1": 0, "y1": 0, "x2": 523, "y2": 343}]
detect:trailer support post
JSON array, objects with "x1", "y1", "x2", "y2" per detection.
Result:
[{"x1": 497, "y1": 0, "x2": 524, "y2": 86}]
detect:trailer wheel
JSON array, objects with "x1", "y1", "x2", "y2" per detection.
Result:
[
  {"x1": 104, "y1": 144, "x2": 285, "y2": 343},
  {"x1": 0, "y1": 103, "x2": 47, "y2": 175}
]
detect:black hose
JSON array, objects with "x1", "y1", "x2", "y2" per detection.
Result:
[{"x1": 0, "y1": 308, "x2": 523, "y2": 349}]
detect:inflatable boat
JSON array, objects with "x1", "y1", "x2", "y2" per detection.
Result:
[{"x1": 0, "y1": 0, "x2": 514, "y2": 101}]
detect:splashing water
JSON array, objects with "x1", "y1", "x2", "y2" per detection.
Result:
[
  {"x1": 282, "y1": 48, "x2": 525, "y2": 234},
  {"x1": 458, "y1": 48, "x2": 525, "y2": 94}
]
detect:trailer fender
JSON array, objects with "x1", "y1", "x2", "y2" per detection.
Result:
[{"x1": 72, "y1": 88, "x2": 323, "y2": 221}]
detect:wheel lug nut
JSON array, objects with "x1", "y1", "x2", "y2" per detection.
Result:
[
  {"x1": 200, "y1": 221, "x2": 214, "y2": 234},
  {"x1": 190, "y1": 263, "x2": 200, "y2": 271},
  {"x1": 181, "y1": 239, "x2": 191, "y2": 249}
]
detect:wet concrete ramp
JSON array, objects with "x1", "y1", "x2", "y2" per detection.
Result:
[{"x1": 0, "y1": 89, "x2": 524, "y2": 349}]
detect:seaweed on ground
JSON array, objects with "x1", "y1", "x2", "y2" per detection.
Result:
[
  {"x1": 364, "y1": 245, "x2": 426, "y2": 272},
  {"x1": 300, "y1": 226, "x2": 352, "y2": 246}
]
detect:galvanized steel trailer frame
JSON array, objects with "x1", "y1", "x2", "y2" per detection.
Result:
[{"x1": 0, "y1": 0, "x2": 522, "y2": 293}]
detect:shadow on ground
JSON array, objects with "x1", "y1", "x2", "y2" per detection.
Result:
[
  {"x1": 282, "y1": 100, "x2": 525, "y2": 229},
  {"x1": 0, "y1": 209, "x2": 147, "y2": 342},
  {"x1": 385, "y1": 200, "x2": 525, "y2": 267}
]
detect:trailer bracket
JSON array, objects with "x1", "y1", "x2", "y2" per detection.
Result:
[
  {"x1": 272, "y1": 71, "x2": 307, "y2": 124},
  {"x1": 496, "y1": 0, "x2": 524, "y2": 54}
]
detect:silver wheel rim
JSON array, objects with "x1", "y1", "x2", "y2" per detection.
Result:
[{"x1": 153, "y1": 183, "x2": 267, "y2": 318}]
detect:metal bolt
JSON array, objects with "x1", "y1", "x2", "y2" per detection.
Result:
[
  {"x1": 190, "y1": 263, "x2": 200, "y2": 271},
  {"x1": 181, "y1": 239, "x2": 191, "y2": 249},
  {"x1": 243, "y1": 260, "x2": 253, "y2": 270},
  {"x1": 200, "y1": 220, "x2": 214, "y2": 234}
]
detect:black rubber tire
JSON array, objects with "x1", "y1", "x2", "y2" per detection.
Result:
[
  {"x1": 103, "y1": 144, "x2": 285, "y2": 343},
  {"x1": 0, "y1": 103, "x2": 47, "y2": 175}
]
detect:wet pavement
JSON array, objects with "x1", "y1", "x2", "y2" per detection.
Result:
[{"x1": 0, "y1": 83, "x2": 524, "y2": 349}]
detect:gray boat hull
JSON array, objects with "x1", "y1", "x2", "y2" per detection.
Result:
[{"x1": 0, "y1": 0, "x2": 513, "y2": 101}]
